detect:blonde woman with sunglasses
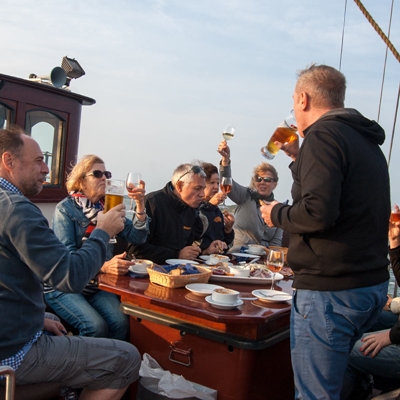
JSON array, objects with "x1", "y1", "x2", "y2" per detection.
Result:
[
  {"x1": 44, "y1": 154, "x2": 148, "y2": 340},
  {"x1": 218, "y1": 140, "x2": 283, "y2": 252}
]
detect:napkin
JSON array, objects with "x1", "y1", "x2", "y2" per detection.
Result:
[{"x1": 153, "y1": 264, "x2": 200, "y2": 275}]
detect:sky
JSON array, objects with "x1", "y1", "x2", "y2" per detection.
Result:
[{"x1": 1, "y1": 0, "x2": 399, "y2": 205}]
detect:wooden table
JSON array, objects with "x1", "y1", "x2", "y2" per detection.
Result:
[{"x1": 99, "y1": 272, "x2": 294, "y2": 400}]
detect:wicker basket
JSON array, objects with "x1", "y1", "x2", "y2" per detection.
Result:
[{"x1": 147, "y1": 265, "x2": 212, "y2": 288}]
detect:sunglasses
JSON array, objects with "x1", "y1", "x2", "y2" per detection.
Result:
[
  {"x1": 255, "y1": 176, "x2": 276, "y2": 183},
  {"x1": 86, "y1": 170, "x2": 112, "y2": 179},
  {"x1": 177, "y1": 165, "x2": 206, "y2": 182}
]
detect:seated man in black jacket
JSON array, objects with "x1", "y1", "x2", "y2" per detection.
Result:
[{"x1": 128, "y1": 163, "x2": 227, "y2": 265}]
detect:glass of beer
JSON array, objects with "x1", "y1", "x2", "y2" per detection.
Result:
[
  {"x1": 261, "y1": 111, "x2": 298, "y2": 160},
  {"x1": 391, "y1": 204, "x2": 400, "y2": 222},
  {"x1": 104, "y1": 179, "x2": 125, "y2": 243}
]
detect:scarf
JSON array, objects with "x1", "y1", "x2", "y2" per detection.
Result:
[
  {"x1": 70, "y1": 191, "x2": 104, "y2": 237},
  {"x1": 248, "y1": 188, "x2": 275, "y2": 207}
]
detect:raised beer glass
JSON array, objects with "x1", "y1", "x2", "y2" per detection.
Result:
[
  {"x1": 222, "y1": 125, "x2": 235, "y2": 141},
  {"x1": 104, "y1": 179, "x2": 125, "y2": 243},
  {"x1": 261, "y1": 111, "x2": 298, "y2": 160}
]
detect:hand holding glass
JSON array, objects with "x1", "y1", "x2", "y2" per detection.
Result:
[
  {"x1": 126, "y1": 172, "x2": 142, "y2": 211},
  {"x1": 220, "y1": 177, "x2": 232, "y2": 209},
  {"x1": 266, "y1": 249, "x2": 284, "y2": 289},
  {"x1": 104, "y1": 179, "x2": 125, "y2": 243},
  {"x1": 261, "y1": 111, "x2": 298, "y2": 160}
]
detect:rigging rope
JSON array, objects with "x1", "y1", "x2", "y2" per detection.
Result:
[
  {"x1": 353, "y1": 0, "x2": 400, "y2": 63},
  {"x1": 377, "y1": 0, "x2": 395, "y2": 122},
  {"x1": 387, "y1": 82, "x2": 400, "y2": 168},
  {"x1": 339, "y1": 0, "x2": 348, "y2": 71}
]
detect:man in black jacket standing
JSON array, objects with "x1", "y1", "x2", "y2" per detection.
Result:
[{"x1": 261, "y1": 64, "x2": 390, "y2": 399}]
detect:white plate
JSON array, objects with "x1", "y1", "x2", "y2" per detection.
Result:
[
  {"x1": 128, "y1": 265, "x2": 149, "y2": 276},
  {"x1": 185, "y1": 283, "x2": 224, "y2": 296},
  {"x1": 205, "y1": 296, "x2": 243, "y2": 310},
  {"x1": 231, "y1": 252, "x2": 260, "y2": 260},
  {"x1": 210, "y1": 273, "x2": 284, "y2": 285},
  {"x1": 252, "y1": 289, "x2": 292, "y2": 303},
  {"x1": 165, "y1": 259, "x2": 199, "y2": 265},
  {"x1": 245, "y1": 249, "x2": 266, "y2": 256},
  {"x1": 199, "y1": 255, "x2": 210, "y2": 261},
  {"x1": 206, "y1": 260, "x2": 233, "y2": 267}
]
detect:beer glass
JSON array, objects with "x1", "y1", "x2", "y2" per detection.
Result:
[
  {"x1": 261, "y1": 111, "x2": 298, "y2": 160},
  {"x1": 391, "y1": 204, "x2": 400, "y2": 222},
  {"x1": 104, "y1": 179, "x2": 125, "y2": 243}
]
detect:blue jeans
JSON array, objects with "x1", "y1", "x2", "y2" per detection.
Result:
[
  {"x1": 291, "y1": 281, "x2": 388, "y2": 400},
  {"x1": 341, "y1": 330, "x2": 400, "y2": 398},
  {"x1": 45, "y1": 289, "x2": 129, "y2": 341}
]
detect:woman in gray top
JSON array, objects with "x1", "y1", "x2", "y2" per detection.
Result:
[{"x1": 218, "y1": 140, "x2": 283, "y2": 252}]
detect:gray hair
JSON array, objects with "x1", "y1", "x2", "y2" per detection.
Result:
[
  {"x1": 296, "y1": 64, "x2": 346, "y2": 109},
  {"x1": 171, "y1": 163, "x2": 206, "y2": 187}
]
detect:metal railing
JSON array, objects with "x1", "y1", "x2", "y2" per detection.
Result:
[{"x1": 0, "y1": 366, "x2": 15, "y2": 400}]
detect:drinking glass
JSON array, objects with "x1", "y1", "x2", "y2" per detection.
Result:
[
  {"x1": 390, "y1": 204, "x2": 400, "y2": 222},
  {"x1": 126, "y1": 172, "x2": 142, "y2": 211},
  {"x1": 222, "y1": 125, "x2": 235, "y2": 141},
  {"x1": 104, "y1": 179, "x2": 125, "y2": 243},
  {"x1": 220, "y1": 177, "x2": 232, "y2": 209},
  {"x1": 266, "y1": 249, "x2": 284, "y2": 289},
  {"x1": 261, "y1": 111, "x2": 297, "y2": 160}
]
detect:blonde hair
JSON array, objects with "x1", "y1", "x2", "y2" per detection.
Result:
[
  {"x1": 66, "y1": 154, "x2": 105, "y2": 192},
  {"x1": 249, "y1": 162, "x2": 278, "y2": 190}
]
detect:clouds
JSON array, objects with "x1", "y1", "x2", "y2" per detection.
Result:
[{"x1": 0, "y1": 0, "x2": 399, "y2": 203}]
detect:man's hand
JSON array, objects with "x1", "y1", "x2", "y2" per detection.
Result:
[
  {"x1": 260, "y1": 200, "x2": 280, "y2": 227},
  {"x1": 96, "y1": 204, "x2": 125, "y2": 238},
  {"x1": 360, "y1": 331, "x2": 392, "y2": 357},
  {"x1": 203, "y1": 240, "x2": 227, "y2": 255},
  {"x1": 179, "y1": 245, "x2": 202, "y2": 260},
  {"x1": 101, "y1": 252, "x2": 135, "y2": 275},
  {"x1": 44, "y1": 318, "x2": 67, "y2": 336},
  {"x1": 275, "y1": 137, "x2": 299, "y2": 162}
]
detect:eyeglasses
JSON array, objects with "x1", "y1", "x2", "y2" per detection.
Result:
[
  {"x1": 86, "y1": 170, "x2": 112, "y2": 179},
  {"x1": 255, "y1": 176, "x2": 276, "y2": 183},
  {"x1": 177, "y1": 165, "x2": 206, "y2": 182}
]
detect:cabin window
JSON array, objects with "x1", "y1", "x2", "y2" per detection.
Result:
[
  {"x1": 0, "y1": 102, "x2": 13, "y2": 129},
  {"x1": 25, "y1": 110, "x2": 65, "y2": 185}
]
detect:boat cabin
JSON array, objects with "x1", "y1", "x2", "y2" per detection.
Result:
[{"x1": 0, "y1": 68, "x2": 95, "y2": 221}]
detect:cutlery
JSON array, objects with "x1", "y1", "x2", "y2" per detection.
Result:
[{"x1": 257, "y1": 292, "x2": 285, "y2": 298}]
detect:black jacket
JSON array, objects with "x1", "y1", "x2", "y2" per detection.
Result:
[
  {"x1": 128, "y1": 183, "x2": 203, "y2": 265},
  {"x1": 272, "y1": 108, "x2": 390, "y2": 290},
  {"x1": 199, "y1": 202, "x2": 234, "y2": 251}
]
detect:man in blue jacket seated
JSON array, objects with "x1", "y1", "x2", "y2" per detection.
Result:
[
  {"x1": 0, "y1": 126, "x2": 140, "y2": 400},
  {"x1": 128, "y1": 163, "x2": 228, "y2": 265}
]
